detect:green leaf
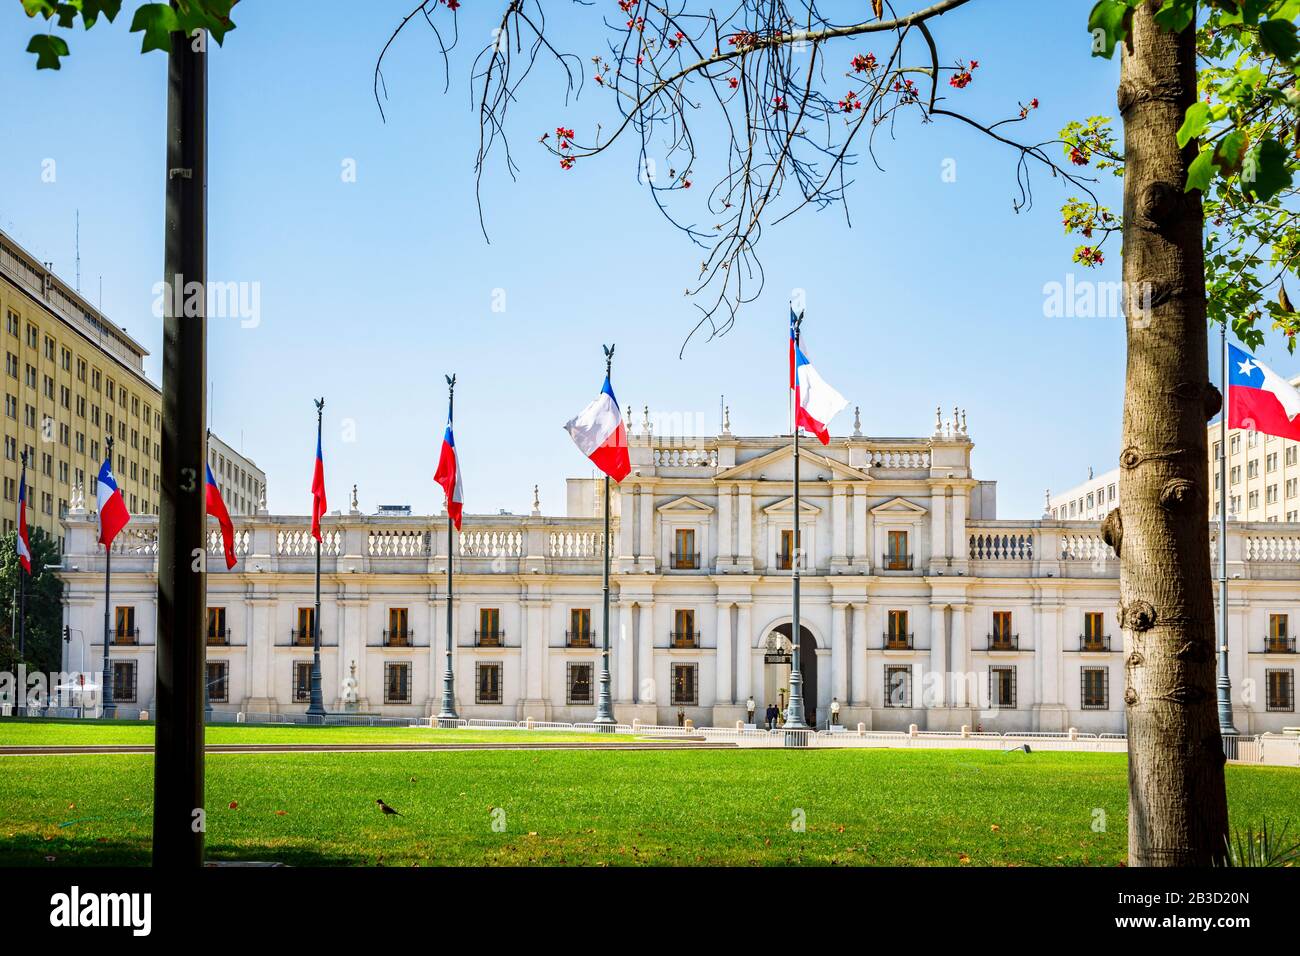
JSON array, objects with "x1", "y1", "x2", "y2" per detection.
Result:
[
  {"x1": 1187, "y1": 146, "x2": 1221, "y2": 192},
  {"x1": 1259, "y1": 19, "x2": 1300, "y2": 62},
  {"x1": 21, "y1": 1, "x2": 58, "y2": 18},
  {"x1": 1177, "y1": 102, "x2": 1212, "y2": 147},
  {"x1": 1088, "y1": 0, "x2": 1133, "y2": 59},
  {"x1": 129, "y1": 2, "x2": 179, "y2": 54},
  {"x1": 26, "y1": 32, "x2": 69, "y2": 69},
  {"x1": 1242, "y1": 138, "x2": 1293, "y2": 201},
  {"x1": 1154, "y1": 0, "x2": 1197, "y2": 32},
  {"x1": 80, "y1": 0, "x2": 123, "y2": 29},
  {"x1": 1218, "y1": 129, "x2": 1249, "y2": 171}
]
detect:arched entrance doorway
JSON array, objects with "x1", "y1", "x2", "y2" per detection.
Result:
[{"x1": 762, "y1": 623, "x2": 818, "y2": 727}]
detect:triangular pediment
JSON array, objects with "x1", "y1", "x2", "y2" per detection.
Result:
[
  {"x1": 716, "y1": 445, "x2": 869, "y2": 483},
  {"x1": 763, "y1": 496, "x2": 822, "y2": 516},
  {"x1": 657, "y1": 495, "x2": 714, "y2": 515},
  {"x1": 870, "y1": 496, "x2": 928, "y2": 517}
]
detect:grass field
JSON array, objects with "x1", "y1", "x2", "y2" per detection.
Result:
[
  {"x1": 0, "y1": 718, "x2": 620, "y2": 747},
  {"x1": 1, "y1": 721, "x2": 1297, "y2": 866}
]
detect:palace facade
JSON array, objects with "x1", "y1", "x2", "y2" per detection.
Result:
[{"x1": 56, "y1": 412, "x2": 1300, "y2": 732}]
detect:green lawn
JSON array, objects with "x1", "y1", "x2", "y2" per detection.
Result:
[
  {"x1": 0, "y1": 718, "x2": 619, "y2": 747},
  {"x1": 1, "y1": 744, "x2": 1295, "y2": 866}
]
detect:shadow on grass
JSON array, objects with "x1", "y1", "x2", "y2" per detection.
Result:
[{"x1": 0, "y1": 834, "x2": 352, "y2": 867}]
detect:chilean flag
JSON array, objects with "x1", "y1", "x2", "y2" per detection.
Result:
[
  {"x1": 790, "y1": 309, "x2": 848, "y2": 445},
  {"x1": 96, "y1": 455, "x2": 130, "y2": 547},
  {"x1": 310, "y1": 431, "x2": 327, "y2": 542},
  {"x1": 1228, "y1": 344, "x2": 1300, "y2": 442},
  {"x1": 16, "y1": 455, "x2": 30, "y2": 575},
  {"x1": 205, "y1": 464, "x2": 237, "y2": 570},
  {"x1": 565, "y1": 375, "x2": 631, "y2": 482},
  {"x1": 434, "y1": 414, "x2": 464, "y2": 531}
]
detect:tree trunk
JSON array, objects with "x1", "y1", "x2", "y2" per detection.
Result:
[{"x1": 1114, "y1": 0, "x2": 1229, "y2": 866}]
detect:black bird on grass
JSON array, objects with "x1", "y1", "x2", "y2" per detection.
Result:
[{"x1": 376, "y1": 799, "x2": 402, "y2": 816}]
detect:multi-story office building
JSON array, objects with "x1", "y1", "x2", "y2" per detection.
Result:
[
  {"x1": 1048, "y1": 467, "x2": 1119, "y2": 522},
  {"x1": 56, "y1": 414, "x2": 1298, "y2": 734},
  {"x1": 207, "y1": 431, "x2": 266, "y2": 516},
  {"x1": 0, "y1": 228, "x2": 254, "y2": 549}
]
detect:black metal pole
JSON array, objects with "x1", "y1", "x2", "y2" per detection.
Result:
[
  {"x1": 786, "y1": 314, "x2": 807, "y2": 730},
  {"x1": 437, "y1": 375, "x2": 459, "y2": 725},
  {"x1": 594, "y1": 347, "x2": 616, "y2": 727},
  {"x1": 153, "y1": 18, "x2": 207, "y2": 868},
  {"x1": 101, "y1": 435, "x2": 115, "y2": 721},
  {"x1": 308, "y1": 398, "x2": 325, "y2": 719}
]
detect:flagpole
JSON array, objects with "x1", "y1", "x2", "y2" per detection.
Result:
[
  {"x1": 17, "y1": 452, "x2": 26, "y2": 716},
  {"x1": 101, "y1": 436, "x2": 115, "y2": 720},
  {"x1": 594, "y1": 345, "x2": 617, "y2": 728},
  {"x1": 307, "y1": 398, "x2": 326, "y2": 719},
  {"x1": 437, "y1": 375, "x2": 459, "y2": 726},
  {"x1": 1216, "y1": 320, "x2": 1238, "y2": 736},
  {"x1": 786, "y1": 313, "x2": 808, "y2": 731}
]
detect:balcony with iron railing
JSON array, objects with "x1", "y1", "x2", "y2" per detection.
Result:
[
  {"x1": 669, "y1": 630, "x2": 699, "y2": 649},
  {"x1": 987, "y1": 633, "x2": 1020, "y2": 651},
  {"x1": 1079, "y1": 633, "x2": 1113, "y2": 652},
  {"x1": 206, "y1": 627, "x2": 231, "y2": 647},
  {"x1": 670, "y1": 552, "x2": 700, "y2": 570},
  {"x1": 882, "y1": 553, "x2": 914, "y2": 571},
  {"x1": 290, "y1": 627, "x2": 314, "y2": 647},
  {"x1": 882, "y1": 632, "x2": 914, "y2": 650},
  {"x1": 565, "y1": 630, "x2": 596, "y2": 648},
  {"x1": 112, "y1": 626, "x2": 140, "y2": 646},
  {"x1": 475, "y1": 629, "x2": 505, "y2": 648},
  {"x1": 382, "y1": 628, "x2": 413, "y2": 647},
  {"x1": 1260, "y1": 636, "x2": 1297, "y2": 654}
]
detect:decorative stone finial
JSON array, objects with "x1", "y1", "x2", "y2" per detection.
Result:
[
  {"x1": 350, "y1": 483, "x2": 360, "y2": 514},
  {"x1": 1044, "y1": 488, "x2": 1052, "y2": 516},
  {"x1": 722, "y1": 405, "x2": 732, "y2": 436},
  {"x1": 626, "y1": 406, "x2": 633, "y2": 436},
  {"x1": 853, "y1": 405, "x2": 862, "y2": 438},
  {"x1": 258, "y1": 485, "x2": 268, "y2": 515},
  {"x1": 934, "y1": 405, "x2": 943, "y2": 437},
  {"x1": 960, "y1": 408, "x2": 967, "y2": 435},
  {"x1": 531, "y1": 483, "x2": 541, "y2": 516},
  {"x1": 642, "y1": 405, "x2": 652, "y2": 436}
]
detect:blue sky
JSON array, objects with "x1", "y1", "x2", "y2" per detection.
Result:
[{"x1": 3, "y1": 1, "x2": 1295, "y2": 518}]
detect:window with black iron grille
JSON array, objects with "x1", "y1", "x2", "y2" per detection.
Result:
[
  {"x1": 1081, "y1": 667, "x2": 1108, "y2": 710},
  {"x1": 567, "y1": 662, "x2": 594, "y2": 704},
  {"x1": 476, "y1": 663, "x2": 502, "y2": 704},
  {"x1": 206, "y1": 661, "x2": 229, "y2": 704},
  {"x1": 112, "y1": 661, "x2": 136, "y2": 702},
  {"x1": 384, "y1": 662, "x2": 411, "y2": 704},
  {"x1": 293, "y1": 661, "x2": 311, "y2": 702},
  {"x1": 1266, "y1": 669, "x2": 1295, "y2": 712},
  {"x1": 989, "y1": 665, "x2": 1017, "y2": 709},
  {"x1": 671, "y1": 663, "x2": 697, "y2": 705},
  {"x1": 884, "y1": 665, "x2": 911, "y2": 707}
]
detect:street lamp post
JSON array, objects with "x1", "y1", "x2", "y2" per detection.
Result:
[
  {"x1": 436, "y1": 375, "x2": 459, "y2": 726},
  {"x1": 307, "y1": 398, "x2": 326, "y2": 720},
  {"x1": 101, "y1": 435, "x2": 115, "y2": 720},
  {"x1": 593, "y1": 345, "x2": 617, "y2": 729}
]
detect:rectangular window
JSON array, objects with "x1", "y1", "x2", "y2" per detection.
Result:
[
  {"x1": 387, "y1": 607, "x2": 410, "y2": 646},
  {"x1": 112, "y1": 661, "x2": 137, "y2": 703},
  {"x1": 672, "y1": 528, "x2": 698, "y2": 569},
  {"x1": 114, "y1": 606, "x2": 136, "y2": 644},
  {"x1": 384, "y1": 662, "x2": 411, "y2": 704},
  {"x1": 671, "y1": 663, "x2": 698, "y2": 705},
  {"x1": 778, "y1": 528, "x2": 800, "y2": 570},
  {"x1": 206, "y1": 661, "x2": 229, "y2": 704},
  {"x1": 476, "y1": 662, "x2": 502, "y2": 704},
  {"x1": 1266, "y1": 669, "x2": 1294, "y2": 712},
  {"x1": 207, "y1": 607, "x2": 227, "y2": 645},
  {"x1": 477, "y1": 608, "x2": 501, "y2": 646},
  {"x1": 1083, "y1": 611, "x2": 1107, "y2": 650},
  {"x1": 295, "y1": 607, "x2": 315, "y2": 646},
  {"x1": 1081, "y1": 667, "x2": 1108, "y2": 709},
  {"x1": 567, "y1": 662, "x2": 594, "y2": 704},
  {"x1": 886, "y1": 530, "x2": 910, "y2": 570},
  {"x1": 568, "y1": 608, "x2": 592, "y2": 647},
  {"x1": 990, "y1": 666, "x2": 1017, "y2": 709},
  {"x1": 991, "y1": 611, "x2": 1016, "y2": 648},
  {"x1": 886, "y1": 609, "x2": 910, "y2": 649},
  {"x1": 884, "y1": 665, "x2": 911, "y2": 708},
  {"x1": 672, "y1": 609, "x2": 696, "y2": 648},
  {"x1": 293, "y1": 661, "x2": 312, "y2": 702}
]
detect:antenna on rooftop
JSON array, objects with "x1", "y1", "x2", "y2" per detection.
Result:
[{"x1": 75, "y1": 210, "x2": 80, "y2": 293}]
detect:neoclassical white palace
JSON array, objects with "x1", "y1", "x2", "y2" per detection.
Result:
[{"x1": 56, "y1": 411, "x2": 1300, "y2": 733}]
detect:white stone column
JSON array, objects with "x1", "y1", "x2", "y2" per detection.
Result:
[
  {"x1": 929, "y1": 603, "x2": 947, "y2": 707},
  {"x1": 929, "y1": 486, "x2": 947, "y2": 572},
  {"x1": 735, "y1": 602, "x2": 753, "y2": 703},
  {"x1": 617, "y1": 486, "x2": 635, "y2": 563},
  {"x1": 950, "y1": 489, "x2": 968, "y2": 573},
  {"x1": 852, "y1": 486, "x2": 868, "y2": 570},
  {"x1": 851, "y1": 602, "x2": 868, "y2": 705},
  {"x1": 737, "y1": 486, "x2": 752, "y2": 569},
  {"x1": 717, "y1": 485, "x2": 733, "y2": 569},
  {"x1": 637, "y1": 602, "x2": 656, "y2": 704},
  {"x1": 831, "y1": 602, "x2": 848, "y2": 702},
  {"x1": 715, "y1": 601, "x2": 733, "y2": 703},
  {"x1": 950, "y1": 603, "x2": 969, "y2": 707},
  {"x1": 617, "y1": 599, "x2": 635, "y2": 703},
  {"x1": 638, "y1": 485, "x2": 655, "y2": 571},
  {"x1": 831, "y1": 487, "x2": 848, "y2": 568}
]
